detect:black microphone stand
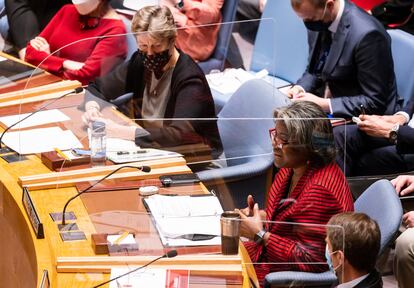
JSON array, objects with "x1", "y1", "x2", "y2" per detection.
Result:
[
  {"x1": 93, "y1": 250, "x2": 178, "y2": 288},
  {"x1": 0, "y1": 87, "x2": 84, "y2": 154},
  {"x1": 60, "y1": 165, "x2": 151, "y2": 227}
]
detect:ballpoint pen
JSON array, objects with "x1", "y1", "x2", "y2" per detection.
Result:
[
  {"x1": 360, "y1": 104, "x2": 366, "y2": 115},
  {"x1": 113, "y1": 231, "x2": 130, "y2": 245},
  {"x1": 54, "y1": 148, "x2": 70, "y2": 161}
]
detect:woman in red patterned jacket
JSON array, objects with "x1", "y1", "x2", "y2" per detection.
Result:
[{"x1": 237, "y1": 101, "x2": 354, "y2": 286}]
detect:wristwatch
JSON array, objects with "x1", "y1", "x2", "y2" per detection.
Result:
[
  {"x1": 389, "y1": 124, "x2": 399, "y2": 145},
  {"x1": 254, "y1": 229, "x2": 267, "y2": 245}
]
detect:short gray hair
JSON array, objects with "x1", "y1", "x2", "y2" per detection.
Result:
[
  {"x1": 131, "y1": 6, "x2": 177, "y2": 44},
  {"x1": 274, "y1": 101, "x2": 335, "y2": 167}
]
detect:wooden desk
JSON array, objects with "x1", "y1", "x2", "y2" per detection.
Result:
[{"x1": 0, "y1": 97, "x2": 258, "y2": 287}]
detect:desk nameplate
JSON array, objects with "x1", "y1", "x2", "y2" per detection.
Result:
[{"x1": 22, "y1": 187, "x2": 44, "y2": 239}]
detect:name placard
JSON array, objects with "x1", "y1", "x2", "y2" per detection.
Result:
[
  {"x1": 22, "y1": 187, "x2": 44, "y2": 239},
  {"x1": 39, "y1": 270, "x2": 50, "y2": 288}
]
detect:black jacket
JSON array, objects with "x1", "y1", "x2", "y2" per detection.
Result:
[
  {"x1": 86, "y1": 50, "x2": 222, "y2": 156},
  {"x1": 297, "y1": 1, "x2": 401, "y2": 117},
  {"x1": 354, "y1": 270, "x2": 383, "y2": 288},
  {"x1": 5, "y1": 0, "x2": 71, "y2": 49}
]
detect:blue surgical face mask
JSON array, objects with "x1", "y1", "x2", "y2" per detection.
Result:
[
  {"x1": 304, "y1": 2, "x2": 333, "y2": 32},
  {"x1": 325, "y1": 245, "x2": 335, "y2": 272},
  {"x1": 325, "y1": 244, "x2": 341, "y2": 272}
]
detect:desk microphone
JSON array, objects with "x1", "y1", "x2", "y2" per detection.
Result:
[
  {"x1": 93, "y1": 250, "x2": 178, "y2": 288},
  {"x1": 0, "y1": 87, "x2": 84, "y2": 153},
  {"x1": 60, "y1": 165, "x2": 151, "y2": 226}
]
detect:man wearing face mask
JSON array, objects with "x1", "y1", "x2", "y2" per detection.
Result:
[
  {"x1": 326, "y1": 212, "x2": 382, "y2": 288},
  {"x1": 82, "y1": 6, "x2": 222, "y2": 158},
  {"x1": 287, "y1": 0, "x2": 400, "y2": 119}
]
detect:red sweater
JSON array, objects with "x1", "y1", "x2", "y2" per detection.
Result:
[
  {"x1": 25, "y1": 5, "x2": 127, "y2": 85},
  {"x1": 244, "y1": 163, "x2": 354, "y2": 285}
]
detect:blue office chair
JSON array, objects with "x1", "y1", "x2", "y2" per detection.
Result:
[
  {"x1": 388, "y1": 29, "x2": 414, "y2": 104},
  {"x1": 264, "y1": 179, "x2": 402, "y2": 288},
  {"x1": 343, "y1": 30, "x2": 414, "y2": 195},
  {"x1": 250, "y1": 0, "x2": 308, "y2": 88},
  {"x1": 120, "y1": 16, "x2": 138, "y2": 59},
  {"x1": 198, "y1": 0, "x2": 240, "y2": 74},
  {"x1": 196, "y1": 79, "x2": 290, "y2": 210}
]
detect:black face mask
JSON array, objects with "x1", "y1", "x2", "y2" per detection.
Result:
[
  {"x1": 303, "y1": 20, "x2": 332, "y2": 31},
  {"x1": 303, "y1": 3, "x2": 332, "y2": 32},
  {"x1": 138, "y1": 49, "x2": 171, "y2": 76}
]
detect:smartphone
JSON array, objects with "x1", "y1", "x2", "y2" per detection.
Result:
[
  {"x1": 71, "y1": 148, "x2": 91, "y2": 156},
  {"x1": 159, "y1": 173, "x2": 200, "y2": 187},
  {"x1": 352, "y1": 116, "x2": 362, "y2": 124}
]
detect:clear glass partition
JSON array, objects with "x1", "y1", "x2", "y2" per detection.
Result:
[{"x1": 0, "y1": 12, "x2": 356, "y2": 288}]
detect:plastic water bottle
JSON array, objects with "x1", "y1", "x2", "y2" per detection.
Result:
[{"x1": 90, "y1": 121, "x2": 106, "y2": 167}]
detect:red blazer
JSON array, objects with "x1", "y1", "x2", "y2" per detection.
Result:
[{"x1": 244, "y1": 162, "x2": 354, "y2": 284}]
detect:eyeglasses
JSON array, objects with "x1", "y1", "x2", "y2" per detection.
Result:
[{"x1": 269, "y1": 128, "x2": 291, "y2": 149}]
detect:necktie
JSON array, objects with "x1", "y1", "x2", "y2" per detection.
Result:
[{"x1": 312, "y1": 31, "x2": 332, "y2": 75}]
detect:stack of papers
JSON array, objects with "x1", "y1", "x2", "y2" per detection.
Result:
[
  {"x1": 110, "y1": 268, "x2": 189, "y2": 288},
  {"x1": 144, "y1": 194, "x2": 223, "y2": 247},
  {"x1": 206, "y1": 68, "x2": 268, "y2": 95},
  {"x1": 2, "y1": 127, "x2": 83, "y2": 154},
  {"x1": 0, "y1": 109, "x2": 70, "y2": 129}
]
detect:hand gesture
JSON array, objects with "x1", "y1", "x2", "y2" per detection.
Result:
[
  {"x1": 237, "y1": 203, "x2": 263, "y2": 240},
  {"x1": 92, "y1": 117, "x2": 136, "y2": 140},
  {"x1": 292, "y1": 92, "x2": 330, "y2": 112},
  {"x1": 357, "y1": 115, "x2": 394, "y2": 138},
  {"x1": 239, "y1": 195, "x2": 255, "y2": 217},
  {"x1": 30, "y1": 37, "x2": 51, "y2": 54},
  {"x1": 286, "y1": 85, "x2": 305, "y2": 99},
  {"x1": 403, "y1": 211, "x2": 414, "y2": 228},
  {"x1": 391, "y1": 175, "x2": 414, "y2": 196},
  {"x1": 63, "y1": 60, "x2": 85, "y2": 71},
  {"x1": 82, "y1": 101, "x2": 103, "y2": 125}
]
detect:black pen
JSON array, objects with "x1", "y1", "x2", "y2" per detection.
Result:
[
  {"x1": 360, "y1": 104, "x2": 366, "y2": 115},
  {"x1": 116, "y1": 150, "x2": 147, "y2": 155}
]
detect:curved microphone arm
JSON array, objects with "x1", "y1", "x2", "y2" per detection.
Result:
[
  {"x1": 61, "y1": 164, "x2": 151, "y2": 226},
  {"x1": 0, "y1": 87, "x2": 84, "y2": 149}
]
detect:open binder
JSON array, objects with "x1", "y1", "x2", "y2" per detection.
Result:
[{"x1": 143, "y1": 194, "x2": 223, "y2": 247}]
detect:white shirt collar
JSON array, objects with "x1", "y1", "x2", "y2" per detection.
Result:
[
  {"x1": 337, "y1": 274, "x2": 369, "y2": 288},
  {"x1": 329, "y1": 0, "x2": 345, "y2": 33}
]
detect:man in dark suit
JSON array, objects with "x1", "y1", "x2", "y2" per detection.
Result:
[
  {"x1": 335, "y1": 100, "x2": 414, "y2": 176},
  {"x1": 326, "y1": 212, "x2": 383, "y2": 288},
  {"x1": 287, "y1": 0, "x2": 401, "y2": 118}
]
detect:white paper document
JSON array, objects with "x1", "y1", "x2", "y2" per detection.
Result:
[
  {"x1": 110, "y1": 268, "x2": 166, "y2": 288},
  {"x1": 206, "y1": 68, "x2": 268, "y2": 95},
  {"x1": 109, "y1": 268, "x2": 190, "y2": 288},
  {"x1": 2, "y1": 127, "x2": 83, "y2": 154},
  {"x1": 0, "y1": 109, "x2": 70, "y2": 129},
  {"x1": 107, "y1": 148, "x2": 182, "y2": 164},
  {"x1": 106, "y1": 137, "x2": 139, "y2": 152},
  {"x1": 123, "y1": 0, "x2": 159, "y2": 10},
  {"x1": 144, "y1": 194, "x2": 223, "y2": 247}
]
